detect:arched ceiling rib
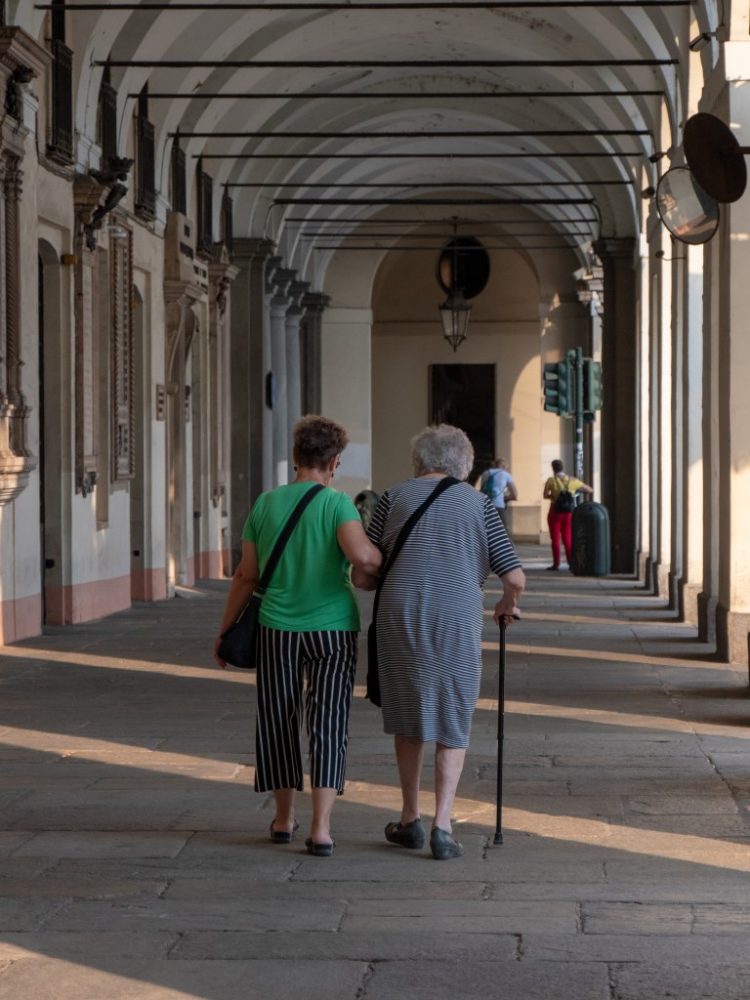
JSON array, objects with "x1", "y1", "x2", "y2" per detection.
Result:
[{"x1": 19, "y1": 0, "x2": 707, "y2": 283}]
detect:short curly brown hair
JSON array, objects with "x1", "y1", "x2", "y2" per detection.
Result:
[{"x1": 293, "y1": 415, "x2": 349, "y2": 471}]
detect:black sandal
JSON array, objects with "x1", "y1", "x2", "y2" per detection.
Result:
[
  {"x1": 384, "y1": 818, "x2": 426, "y2": 850},
  {"x1": 305, "y1": 837, "x2": 335, "y2": 857},
  {"x1": 269, "y1": 820, "x2": 299, "y2": 844}
]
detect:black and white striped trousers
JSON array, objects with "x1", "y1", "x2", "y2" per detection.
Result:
[{"x1": 254, "y1": 625, "x2": 358, "y2": 794}]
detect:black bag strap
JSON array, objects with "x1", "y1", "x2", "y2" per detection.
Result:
[
  {"x1": 372, "y1": 476, "x2": 459, "y2": 615},
  {"x1": 256, "y1": 483, "x2": 325, "y2": 596}
]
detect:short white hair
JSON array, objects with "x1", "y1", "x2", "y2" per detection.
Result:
[{"x1": 410, "y1": 424, "x2": 474, "y2": 480}]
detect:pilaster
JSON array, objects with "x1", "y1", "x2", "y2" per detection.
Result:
[
  {"x1": 227, "y1": 238, "x2": 275, "y2": 566},
  {"x1": 592, "y1": 237, "x2": 639, "y2": 574},
  {"x1": 301, "y1": 291, "x2": 330, "y2": 415}
]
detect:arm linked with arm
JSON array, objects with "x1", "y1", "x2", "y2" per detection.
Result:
[{"x1": 338, "y1": 520, "x2": 383, "y2": 591}]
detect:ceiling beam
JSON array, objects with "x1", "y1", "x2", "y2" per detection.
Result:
[
  {"x1": 134, "y1": 89, "x2": 663, "y2": 99},
  {"x1": 37, "y1": 2, "x2": 694, "y2": 10},
  {"x1": 273, "y1": 197, "x2": 595, "y2": 204},
  {"x1": 283, "y1": 215, "x2": 600, "y2": 224},
  {"x1": 213, "y1": 153, "x2": 642, "y2": 161},
  {"x1": 172, "y1": 129, "x2": 652, "y2": 138},
  {"x1": 298, "y1": 231, "x2": 589, "y2": 237},
  {"x1": 198, "y1": 154, "x2": 643, "y2": 161},
  {"x1": 105, "y1": 58, "x2": 676, "y2": 67},
  {"x1": 311, "y1": 244, "x2": 585, "y2": 250},
  {"x1": 226, "y1": 180, "x2": 632, "y2": 187}
]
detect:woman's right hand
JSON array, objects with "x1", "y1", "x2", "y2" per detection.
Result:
[{"x1": 214, "y1": 635, "x2": 227, "y2": 669}]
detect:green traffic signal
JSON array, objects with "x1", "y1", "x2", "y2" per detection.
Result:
[
  {"x1": 542, "y1": 359, "x2": 574, "y2": 417},
  {"x1": 583, "y1": 359, "x2": 603, "y2": 412}
]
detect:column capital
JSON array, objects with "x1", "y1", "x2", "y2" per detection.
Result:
[
  {"x1": 231, "y1": 237, "x2": 276, "y2": 262},
  {"x1": 287, "y1": 280, "x2": 311, "y2": 317},
  {"x1": 302, "y1": 291, "x2": 331, "y2": 316},
  {"x1": 593, "y1": 237, "x2": 637, "y2": 262}
]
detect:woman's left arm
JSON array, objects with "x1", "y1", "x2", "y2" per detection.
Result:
[
  {"x1": 493, "y1": 567, "x2": 526, "y2": 625},
  {"x1": 214, "y1": 541, "x2": 259, "y2": 667}
]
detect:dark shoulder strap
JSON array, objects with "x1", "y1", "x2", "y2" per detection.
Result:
[
  {"x1": 256, "y1": 483, "x2": 324, "y2": 594},
  {"x1": 380, "y1": 476, "x2": 459, "y2": 581}
]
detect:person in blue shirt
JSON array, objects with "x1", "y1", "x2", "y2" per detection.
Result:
[{"x1": 477, "y1": 457, "x2": 517, "y2": 528}]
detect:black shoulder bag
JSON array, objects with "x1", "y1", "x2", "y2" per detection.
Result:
[
  {"x1": 366, "y1": 476, "x2": 459, "y2": 706},
  {"x1": 218, "y1": 484, "x2": 324, "y2": 669}
]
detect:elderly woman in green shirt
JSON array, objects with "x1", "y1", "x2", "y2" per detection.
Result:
[{"x1": 215, "y1": 416, "x2": 382, "y2": 856}]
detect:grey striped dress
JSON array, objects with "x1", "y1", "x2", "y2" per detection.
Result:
[{"x1": 366, "y1": 477, "x2": 522, "y2": 748}]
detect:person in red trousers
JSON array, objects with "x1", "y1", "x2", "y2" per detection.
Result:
[{"x1": 543, "y1": 459, "x2": 593, "y2": 570}]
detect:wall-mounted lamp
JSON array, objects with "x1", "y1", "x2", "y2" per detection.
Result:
[
  {"x1": 688, "y1": 26, "x2": 726, "y2": 52},
  {"x1": 654, "y1": 249, "x2": 686, "y2": 261},
  {"x1": 107, "y1": 223, "x2": 129, "y2": 241}
]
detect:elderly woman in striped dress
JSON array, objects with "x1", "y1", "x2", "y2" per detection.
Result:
[{"x1": 364, "y1": 425, "x2": 525, "y2": 860}]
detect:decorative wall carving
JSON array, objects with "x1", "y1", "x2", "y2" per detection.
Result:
[
  {"x1": 73, "y1": 175, "x2": 106, "y2": 495},
  {"x1": 208, "y1": 244, "x2": 238, "y2": 508},
  {"x1": 0, "y1": 28, "x2": 48, "y2": 505},
  {"x1": 111, "y1": 228, "x2": 135, "y2": 481}
]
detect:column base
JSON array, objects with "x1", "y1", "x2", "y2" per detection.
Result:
[
  {"x1": 679, "y1": 580, "x2": 702, "y2": 627},
  {"x1": 648, "y1": 560, "x2": 671, "y2": 599},
  {"x1": 715, "y1": 602, "x2": 750, "y2": 670},
  {"x1": 642, "y1": 555, "x2": 655, "y2": 592},
  {"x1": 697, "y1": 591, "x2": 717, "y2": 645},
  {"x1": 667, "y1": 570, "x2": 681, "y2": 612}
]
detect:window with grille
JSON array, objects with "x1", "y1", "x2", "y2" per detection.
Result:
[
  {"x1": 47, "y1": 0, "x2": 74, "y2": 164},
  {"x1": 98, "y1": 66, "x2": 117, "y2": 170},
  {"x1": 197, "y1": 161, "x2": 213, "y2": 252},
  {"x1": 134, "y1": 85, "x2": 155, "y2": 219},
  {"x1": 171, "y1": 140, "x2": 186, "y2": 215},
  {"x1": 221, "y1": 192, "x2": 233, "y2": 251}
]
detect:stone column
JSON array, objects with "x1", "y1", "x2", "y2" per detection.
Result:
[
  {"x1": 593, "y1": 237, "x2": 639, "y2": 574},
  {"x1": 713, "y1": 81, "x2": 750, "y2": 666},
  {"x1": 650, "y1": 241, "x2": 674, "y2": 600},
  {"x1": 301, "y1": 291, "x2": 330, "y2": 415},
  {"x1": 270, "y1": 267, "x2": 293, "y2": 486},
  {"x1": 679, "y1": 243, "x2": 706, "y2": 626},
  {"x1": 227, "y1": 237, "x2": 274, "y2": 566},
  {"x1": 286, "y1": 279, "x2": 309, "y2": 451}
]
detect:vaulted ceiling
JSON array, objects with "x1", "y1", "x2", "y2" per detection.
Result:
[{"x1": 17, "y1": 1, "x2": 718, "y2": 281}]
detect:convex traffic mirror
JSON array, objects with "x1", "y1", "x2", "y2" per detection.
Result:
[{"x1": 656, "y1": 167, "x2": 720, "y2": 245}]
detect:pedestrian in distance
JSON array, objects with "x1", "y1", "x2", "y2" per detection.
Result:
[
  {"x1": 477, "y1": 456, "x2": 518, "y2": 529},
  {"x1": 543, "y1": 458, "x2": 593, "y2": 571},
  {"x1": 214, "y1": 415, "x2": 382, "y2": 857},
  {"x1": 364, "y1": 424, "x2": 525, "y2": 860}
]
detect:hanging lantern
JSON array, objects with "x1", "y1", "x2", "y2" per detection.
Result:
[
  {"x1": 439, "y1": 289, "x2": 472, "y2": 351},
  {"x1": 436, "y1": 221, "x2": 488, "y2": 351}
]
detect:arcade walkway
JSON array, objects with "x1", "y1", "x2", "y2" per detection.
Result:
[{"x1": 0, "y1": 548, "x2": 748, "y2": 1000}]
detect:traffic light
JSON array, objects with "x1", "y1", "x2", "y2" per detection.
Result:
[
  {"x1": 583, "y1": 359, "x2": 603, "y2": 413},
  {"x1": 542, "y1": 359, "x2": 574, "y2": 417}
]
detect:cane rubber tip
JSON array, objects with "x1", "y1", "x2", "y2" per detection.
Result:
[{"x1": 493, "y1": 832, "x2": 504, "y2": 845}]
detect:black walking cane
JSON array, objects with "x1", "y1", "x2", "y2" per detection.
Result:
[{"x1": 493, "y1": 619, "x2": 507, "y2": 846}]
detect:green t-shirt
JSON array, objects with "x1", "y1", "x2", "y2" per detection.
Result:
[{"x1": 241, "y1": 482, "x2": 362, "y2": 632}]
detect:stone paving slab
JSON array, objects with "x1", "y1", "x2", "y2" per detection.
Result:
[
  {"x1": 170, "y1": 929, "x2": 520, "y2": 962},
  {"x1": 524, "y1": 932, "x2": 750, "y2": 963},
  {"x1": 0, "y1": 932, "x2": 178, "y2": 960},
  {"x1": 610, "y1": 962, "x2": 750, "y2": 1000},
  {"x1": 0, "y1": 958, "x2": 368, "y2": 1000},
  {"x1": 364, "y1": 959, "x2": 611, "y2": 1000}
]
